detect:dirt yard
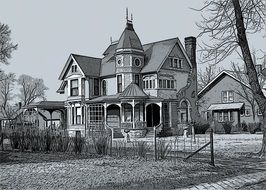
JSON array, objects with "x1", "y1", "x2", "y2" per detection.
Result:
[{"x1": 0, "y1": 134, "x2": 265, "y2": 190}]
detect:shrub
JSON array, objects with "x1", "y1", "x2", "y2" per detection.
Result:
[
  {"x1": 93, "y1": 135, "x2": 110, "y2": 155},
  {"x1": 194, "y1": 122, "x2": 210, "y2": 134},
  {"x1": 133, "y1": 141, "x2": 150, "y2": 158},
  {"x1": 222, "y1": 122, "x2": 233, "y2": 134},
  {"x1": 240, "y1": 122, "x2": 248, "y2": 132},
  {"x1": 248, "y1": 123, "x2": 261, "y2": 134}
]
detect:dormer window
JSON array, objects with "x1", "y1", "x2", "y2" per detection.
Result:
[
  {"x1": 169, "y1": 57, "x2": 182, "y2": 69},
  {"x1": 71, "y1": 65, "x2": 77, "y2": 73}
]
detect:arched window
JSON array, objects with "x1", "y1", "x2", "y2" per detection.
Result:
[{"x1": 102, "y1": 80, "x2": 107, "y2": 96}]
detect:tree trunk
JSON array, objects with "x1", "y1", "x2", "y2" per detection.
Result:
[{"x1": 232, "y1": 0, "x2": 266, "y2": 156}]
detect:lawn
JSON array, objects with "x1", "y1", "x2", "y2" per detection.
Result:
[{"x1": 0, "y1": 134, "x2": 265, "y2": 190}]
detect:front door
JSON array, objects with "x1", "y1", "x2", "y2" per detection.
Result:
[{"x1": 146, "y1": 104, "x2": 160, "y2": 127}]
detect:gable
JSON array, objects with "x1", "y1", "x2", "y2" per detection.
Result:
[
  {"x1": 198, "y1": 71, "x2": 251, "y2": 99},
  {"x1": 65, "y1": 59, "x2": 83, "y2": 78},
  {"x1": 58, "y1": 54, "x2": 101, "y2": 80},
  {"x1": 160, "y1": 44, "x2": 191, "y2": 72}
]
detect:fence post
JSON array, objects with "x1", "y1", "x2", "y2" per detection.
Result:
[
  {"x1": 210, "y1": 128, "x2": 215, "y2": 166},
  {"x1": 109, "y1": 128, "x2": 113, "y2": 157},
  {"x1": 154, "y1": 126, "x2": 157, "y2": 161}
]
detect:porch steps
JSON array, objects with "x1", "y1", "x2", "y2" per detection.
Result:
[{"x1": 145, "y1": 130, "x2": 154, "y2": 138}]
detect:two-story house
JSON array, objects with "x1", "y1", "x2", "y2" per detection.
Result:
[
  {"x1": 198, "y1": 70, "x2": 265, "y2": 132},
  {"x1": 57, "y1": 17, "x2": 199, "y2": 137}
]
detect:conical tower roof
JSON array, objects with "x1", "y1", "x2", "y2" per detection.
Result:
[{"x1": 116, "y1": 21, "x2": 143, "y2": 51}]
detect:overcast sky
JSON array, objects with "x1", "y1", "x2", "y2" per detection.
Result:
[{"x1": 0, "y1": 0, "x2": 265, "y2": 100}]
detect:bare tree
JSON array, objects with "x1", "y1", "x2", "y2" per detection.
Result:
[
  {"x1": 196, "y1": 0, "x2": 266, "y2": 156},
  {"x1": 231, "y1": 63, "x2": 257, "y2": 121},
  {"x1": 0, "y1": 22, "x2": 17, "y2": 65},
  {"x1": 198, "y1": 65, "x2": 221, "y2": 91},
  {"x1": 17, "y1": 74, "x2": 48, "y2": 106},
  {"x1": 0, "y1": 71, "x2": 16, "y2": 119}
]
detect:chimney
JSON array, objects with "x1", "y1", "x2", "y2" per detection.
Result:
[{"x1": 185, "y1": 36, "x2": 197, "y2": 68}]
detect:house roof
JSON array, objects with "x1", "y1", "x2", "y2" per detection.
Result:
[
  {"x1": 119, "y1": 83, "x2": 148, "y2": 99},
  {"x1": 198, "y1": 70, "x2": 251, "y2": 99},
  {"x1": 23, "y1": 101, "x2": 65, "y2": 110},
  {"x1": 58, "y1": 54, "x2": 102, "y2": 80},
  {"x1": 207, "y1": 102, "x2": 244, "y2": 111},
  {"x1": 116, "y1": 22, "x2": 143, "y2": 51},
  {"x1": 72, "y1": 54, "x2": 101, "y2": 77},
  {"x1": 141, "y1": 38, "x2": 178, "y2": 73}
]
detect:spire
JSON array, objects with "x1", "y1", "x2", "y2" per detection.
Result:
[{"x1": 126, "y1": 7, "x2": 128, "y2": 20}]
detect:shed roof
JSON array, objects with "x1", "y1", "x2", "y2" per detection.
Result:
[
  {"x1": 23, "y1": 101, "x2": 65, "y2": 110},
  {"x1": 207, "y1": 102, "x2": 244, "y2": 111}
]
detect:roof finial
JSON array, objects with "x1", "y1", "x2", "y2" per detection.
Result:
[
  {"x1": 110, "y1": 36, "x2": 113, "y2": 44},
  {"x1": 126, "y1": 7, "x2": 128, "y2": 20},
  {"x1": 131, "y1": 13, "x2": 133, "y2": 21}
]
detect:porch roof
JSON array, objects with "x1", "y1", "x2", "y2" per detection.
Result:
[
  {"x1": 207, "y1": 102, "x2": 244, "y2": 111},
  {"x1": 119, "y1": 83, "x2": 148, "y2": 99},
  {"x1": 87, "y1": 94, "x2": 120, "y2": 103},
  {"x1": 23, "y1": 101, "x2": 65, "y2": 110}
]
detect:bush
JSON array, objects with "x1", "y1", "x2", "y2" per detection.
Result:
[
  {"x1": 194, "y1": 122, "x2": 210, "y2": 134},
  {"x1": 240, "y1": 122, "x2": 248, "y2": 132},
  {"x1": 133, "y1": 141, "x2": 150, "y2": 158},
  {"x1": 222, "y1": 122, "x2": 233, "y2": 134},
  {"x1": 248, "y1": 123, "x2": 261, "y2": 134}
]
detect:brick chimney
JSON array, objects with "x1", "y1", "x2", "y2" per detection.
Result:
[{"x1": 185, "y1": 36, "x2": 197, "y2": 69}]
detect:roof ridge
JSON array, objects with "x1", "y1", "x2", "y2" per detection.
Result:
[
  {"x1": 71, "y1": 53, "x2": 102, "y2": 60},
  {"x1": 143, "y1": 37, "x2": 178, "y2": 46}
]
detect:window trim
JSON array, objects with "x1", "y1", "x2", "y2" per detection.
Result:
[
  {"x1": 117, "y1": 75, "x2": 122, "y2": 93},
  {"x1": 70, "y1": 79, "x2": 79, "y2": 96},
  {"x1": 221, "y1": 90, "x2": 234, "y2": 103}
]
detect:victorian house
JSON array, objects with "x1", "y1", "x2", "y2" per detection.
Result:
[{"x1": 56, "y1": 17, "x2": 199, "y2": 137}]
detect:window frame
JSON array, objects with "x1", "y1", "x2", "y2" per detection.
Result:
[
  {"x1": 117, "y1": 75, "x2": 122, "y2": 93},
  {"x1": 70, "y1": 79, "x2": 79, "y2": 96},
  {"x1": 93, "y1": 78, "x2": 99, "y2": 96}
]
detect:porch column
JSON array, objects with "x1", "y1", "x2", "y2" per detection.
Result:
[
  {"x1": 119, "y1": 103, "x2": 122, "y2": 126},
  {"x1": 104, "y1": 103, "x2": 107, "y2": 126},
  {"x1": 169, "y1": 102, "x2": 172, "y2": 128},
  {"x1": 132, "y1": 100, "x2": 135, "y2": 128},
  {"x1": 187, "y1": 105, "x2": 191, "y2": 122},
  {"x1": 80, "y1": 104, "x2": 83, "y2": 125},
  {"x1": 159, "y1": 102, "x2": 162, "y2": 124}
]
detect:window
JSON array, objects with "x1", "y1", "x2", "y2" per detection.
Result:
[
  {"x1": 169, "y1": 57, "x2": 182, "y2": 69},
  {"x1": 159, "y1": 79, "x2": 162, "y2": 88},
  {"x1": 89, "y1": 104, "x2": 104, "y2": 123},
  {"x1": 117, "y1": 75, "x2": 122, "y2": 93},
  {"x1": 222, "y1": 91, "x2": 234, "y2": 103},
  {"x1": 178, "y1": 59, "x2": 182, "y2": 68},
  {"x1": 70, "y1": 79, "x2": 79, "y2": 96},
  {"x1": 134, "y1": 58, "x2": 141, "y2": 67},
  {"x1": 102, "y1": 80, "x2": 107, "y2": 96},
  {"x1": 171, "y1": 80, "x2": 174, "y2": 89},
  {"x1": 117, "y1": 59, "x2": 122, "y2": 65},
  {"x1": 240, "y1": 109, "x2": 245, "y2": 117},
  {"x1": 93, "y1": 78, "x2": 99, "y2": 96},
  {"x1": 76, "y1": 107, "x2": 81, "y2": 124},
  {"x1": 135, "y1": 74, "x2": 140, "y2": 86},
  {"x1": 158, "y1": 79, "x2": 175, "y2": 89},
  {"x1": 71, "y1": 65, "x2": 77, "y2": 73},
  {"x1": 245, "y1": 109, "x2": 250, "y2": 116},
  {"x1": 217, "y1": 111, "x2": 234, "y2": 122},
  {"x1": 258, "y1": 109, "x2": 262, "y2": 116},
  {"x1": 124, "y1": 104, "x2": 133, "y2": 122}
]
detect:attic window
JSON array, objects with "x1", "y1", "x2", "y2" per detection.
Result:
[
  {"x1": 71, "y1": 65, "x2": 77, "y2": 72},
  {"x1": 169, "y1": 57, "x2": 182, "y2": 69}
]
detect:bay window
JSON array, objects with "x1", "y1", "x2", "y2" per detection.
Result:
[{"x1": 70, "y1": 79, "x2": 79, "y2": 96}]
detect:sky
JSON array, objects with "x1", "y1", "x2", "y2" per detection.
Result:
[{"x1": 0, "y1": 0, "x2": 265, "y2": 101}]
